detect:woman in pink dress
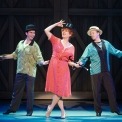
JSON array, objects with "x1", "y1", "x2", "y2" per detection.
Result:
[{"x1": 44, "y1": 20, "x2": 77, "y2": 118}]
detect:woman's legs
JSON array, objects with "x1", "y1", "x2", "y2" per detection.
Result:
[
  {"x1": 58, "y1": 98, "x2": 66, "y2": 118},
  {"x1": 46, "y1": 94, "x2": 60, "y2": 117}
]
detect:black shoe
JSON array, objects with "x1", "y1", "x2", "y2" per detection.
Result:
[
  {"x1": 3, "y1": 109, "x2": 16, "y2": 115},
  {"x1": 26, "y1": 112, "x2": 33, "y2": 116},
  {"x1": 96, "y1": 112, "x2": 101, "y2": 116},
  {"x1": 114, "y1": 111, "x2": 122, "y2": 115}
]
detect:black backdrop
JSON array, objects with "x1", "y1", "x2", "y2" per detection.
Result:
[{"x1": 0, "y1": 0, "x2": 122, "y2": 100}]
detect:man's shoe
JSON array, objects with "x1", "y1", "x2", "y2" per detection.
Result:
[
  {"x1": 3, "y1": 109, "x2": 16, "y2": 115},
  {"x1": 114, "y1": 111, "x2": 122, "y2": 115},
  {"x1": 26, "y1": 112, "x2": 32, "y2": 116},
  {"x1": 96, "y1": 112, "x2": 101, "y2": 116}
]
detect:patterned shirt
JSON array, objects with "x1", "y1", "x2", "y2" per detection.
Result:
[
  {"x1": 79, "y1": 40, "x2": 122, "y2": 75},
  {"x1": 12, "y1": 40, "x2": 44, "y2": 77}
]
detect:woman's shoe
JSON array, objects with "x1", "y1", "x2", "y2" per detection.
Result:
[
  {"x1": 61, "y1": 111, "x2": 66, "y2": 119},
  {"x1": 46, "y1": 105, "x2": 52, "y2": 118}
]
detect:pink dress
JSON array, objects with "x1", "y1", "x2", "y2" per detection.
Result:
[{"x1": 45, "y1": 34, "x2": 75, "y2": 97}]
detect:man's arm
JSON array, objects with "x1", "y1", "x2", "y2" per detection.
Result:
[
  {"x1": 78, "y1": 46, "x2": 90, "y2": 65},
  {"x1": 108, "y1": 42, "x2": 122, "y2": 58},
  {"x1": 0, "y1": 54, "x2": 14, "y2": 61}
]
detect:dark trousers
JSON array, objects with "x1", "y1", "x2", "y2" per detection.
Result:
[
  {"x1": 9, "y1": 73, "x2": 35, "y2": 113},
  {"x1": 91, "y1": 72, "x2": 119, "y2": 113}
]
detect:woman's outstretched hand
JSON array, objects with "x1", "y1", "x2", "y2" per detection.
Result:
[{"x1": 56, "y1": 20, "x2": 66, "y2": 27}]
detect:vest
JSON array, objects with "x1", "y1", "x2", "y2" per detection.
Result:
[{"x1": 92, "y1": 40, "x2": 108, "y2": 72}]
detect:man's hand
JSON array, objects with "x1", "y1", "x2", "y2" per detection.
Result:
[
  {"x1": 74, "y1": 61, "x2": 83, "y2": 68},
  {"x1": 43, "y1": 60, "x2": 49, "y2": 65},
  {"x1": 76, "y1": 62, "x2": 89, "y2": 71},
  {"x1": 0, "y1": 55, "x2": 4, "y2": 61},
  {"x1": 74, "y1": 63, "x2": 81, "y2": 68}
]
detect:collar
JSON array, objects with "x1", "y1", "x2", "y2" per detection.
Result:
[{"x1": 22, "y1": 39, "x2": 34, "y2": 46}]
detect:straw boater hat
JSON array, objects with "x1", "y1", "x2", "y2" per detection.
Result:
[{"x1": 87, "y1": 26, "x2": 102, "y2": 36}]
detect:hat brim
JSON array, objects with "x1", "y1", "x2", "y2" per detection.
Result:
[
  {"x1": 87, "y1": 29, "x2": 102, "y2": 36},
  {"x1": 25, "y1": 24, "x2": 36, "y2": 32},
  {"x1": 62, "y1": 26, "x2": 73, "y2": 29},
  {"x1": 62, "y1": 23, "x2": 73, "y2": 30}
]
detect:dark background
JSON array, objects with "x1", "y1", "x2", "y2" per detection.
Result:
[{"x1": 0, "y1": 0, "x2": 122, "y2": 100}]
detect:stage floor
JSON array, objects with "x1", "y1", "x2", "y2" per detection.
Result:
[{"x1": 0, "y1": 100, "x2": 122, "y2": 122}]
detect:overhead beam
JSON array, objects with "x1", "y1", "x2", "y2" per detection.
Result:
[
  {"x1": 1, "y1": 8, "x2": 122, "y2": 16},
  {"x1": 69, "y1": 9, "x2": 122, "y2": 16},
  {"x1": 0, "y1": 8, "x2": 53, "y2": 15}
]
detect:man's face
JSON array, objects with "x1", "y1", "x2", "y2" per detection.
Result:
[
  {"x1": 26, "y1": 30, "x2": 35, "y2": 41},
  {"x1": 90, "y1": 30, "x2": 100, "y2": 40}
]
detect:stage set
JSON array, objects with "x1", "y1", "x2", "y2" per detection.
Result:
[
  {"x1": 0, "y1": 0, "x2": 122, "y2": 122},
  {"x1": 0, "y1": 100, "x2": 122, "y2": 122}
]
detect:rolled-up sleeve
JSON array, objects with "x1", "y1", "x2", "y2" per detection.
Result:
[{"x1": 12, "y1": 43, "x2": 19, "y2": 60}]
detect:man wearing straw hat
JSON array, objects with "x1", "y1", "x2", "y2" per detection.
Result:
[{"x1": 76, "y1": 26, "x2": 122, "y2": 116}]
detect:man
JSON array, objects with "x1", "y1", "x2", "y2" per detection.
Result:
[
  {"x1": 76, "y1": 26, "x2": 122, "y2": 116},
  {"x1": 0, "y1": 24, "x2": 48, "y2": 116}
]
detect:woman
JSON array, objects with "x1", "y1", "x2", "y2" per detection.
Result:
[{"x1": 44, "y1": 20, "x2": 77, "y2": 118}]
